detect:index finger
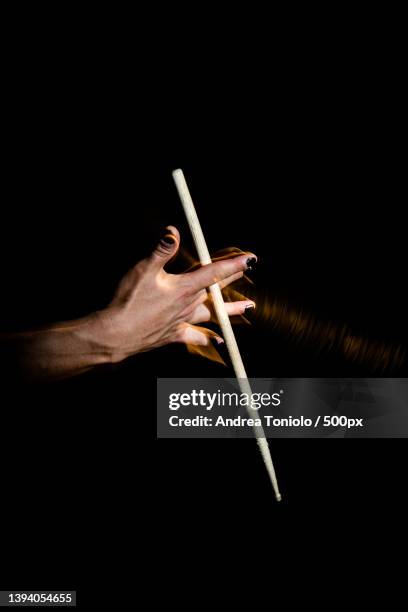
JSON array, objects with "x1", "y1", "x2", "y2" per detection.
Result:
[{"x1": 185, "y1": 253, "x2": 257, "y2": 292}]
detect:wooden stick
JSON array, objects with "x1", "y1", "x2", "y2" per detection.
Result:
[{"x1": 172, "y1": 169, "x2": 282, "y2": 501}]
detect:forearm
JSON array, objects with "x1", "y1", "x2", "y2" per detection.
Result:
[
  {"x1": 0, "y1": 229, "x2": 254, "y2": 383},
  {"x1": 1, "y1": 311, "x2": 116, "y2": 382}
]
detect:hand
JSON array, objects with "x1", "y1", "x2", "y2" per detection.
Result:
[{"x1": 98, "y1": 226, "x2": 256, "y2": 362}]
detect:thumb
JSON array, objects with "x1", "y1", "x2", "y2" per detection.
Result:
[{"x1": 150, "y1": 225, "x2": 180, "y2": 270}]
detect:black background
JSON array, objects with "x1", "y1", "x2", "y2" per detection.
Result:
[{"x1": 0, "y1": 14, "x2": 406, "y2": 606}]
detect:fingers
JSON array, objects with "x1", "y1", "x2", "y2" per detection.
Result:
[
  {"x1": 149, "y1": 226, "x2": 180, "y2": 270},
  {"x1": 189, "y1": 300, "x2": 256, "y2": 324},
  {"x1": 184, "y1": 247, "x2": 246, "y2": 272},
  {"x1": 176, "y1": 323, "x2": 224, "y2": 347},
  {"x1": 218, "y1": 270, "x2": 244, "y2": 290},
  {"x1": 224, "y1": 300, "x2": 256, "y2": 318},
  {"x1": 185, "y1": 253, "x2": 257, "y2": 292}
]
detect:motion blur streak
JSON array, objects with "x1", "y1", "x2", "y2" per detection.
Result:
[
  {"x1": 178, "y1": 248, "x2": 405, "y2": 372},
  {"x1": 252, "y1": 289, "x2": 405, "y2": 372}
]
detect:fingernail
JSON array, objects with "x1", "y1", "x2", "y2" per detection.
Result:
[
  {"x1": 211, "y1": 336, "x2": 225, "y2": 346},
  {"x1": 246, "y1": 257, "x2": 257, "y2": 271},
  {"x1": 161, "y1": 233, "x2": 176, "y2": 245},
  {"x1": 245, "y1": 304, "x2": 256, "y2": 319}
]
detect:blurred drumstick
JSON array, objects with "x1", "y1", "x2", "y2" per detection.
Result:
[{"x1": 172, "y1": 168, "x2": 281, "y2": 501}]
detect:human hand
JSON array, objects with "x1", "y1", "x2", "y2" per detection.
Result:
[{"x1": 98, "y1": 226, "x2": 256, "y2": 362}]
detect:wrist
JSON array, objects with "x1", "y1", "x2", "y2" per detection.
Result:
[
  {"x1": 89, "y1": 307, "x2": 132, "y2": 364},
  {"x1": 70, "y1": 310, "x2": 118, "y2": 366}
]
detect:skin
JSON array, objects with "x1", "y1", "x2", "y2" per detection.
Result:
[{"x1": 2, "y1": 226, "x2": 256, "y2": 381}]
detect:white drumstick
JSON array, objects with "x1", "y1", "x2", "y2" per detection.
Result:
[{"x1": 172, "y1": 168, "x2": 282, "y2": 501}]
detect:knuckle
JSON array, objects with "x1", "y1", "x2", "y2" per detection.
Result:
[
  {"x1": 198, "y1": 289, "x2": 207, "y2": 303},
  {"x1": 175, "y1": 327, "x2": 187, "y2": 343},
  {"x1": 177, "y1": 276, "x2": 196, "y2": 298},
  {"x1": 154, "y1": 242, "x2": 173, "y2": 258},
  {"x1": 214, "y1": 260, "x2": 237, "y2": 281}
]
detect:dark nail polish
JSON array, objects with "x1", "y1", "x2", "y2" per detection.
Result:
[
  {"x1": 246, "y1": 257, "x2": 257, "y2": 271},
  {"x1": 245, "y1": 304, "x2": 256, "y2": 319},
  {"x1": 161, "y1": 234, "x2": 175, "y2": 245}
]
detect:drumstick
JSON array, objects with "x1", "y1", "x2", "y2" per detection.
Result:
[{"x1": 172, "y1": 169, "x2": 282, "y2": 501}]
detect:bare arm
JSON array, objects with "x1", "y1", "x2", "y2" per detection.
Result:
[{"x1": 1, "y1": 227, "x2": 256, "y2": 382}]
